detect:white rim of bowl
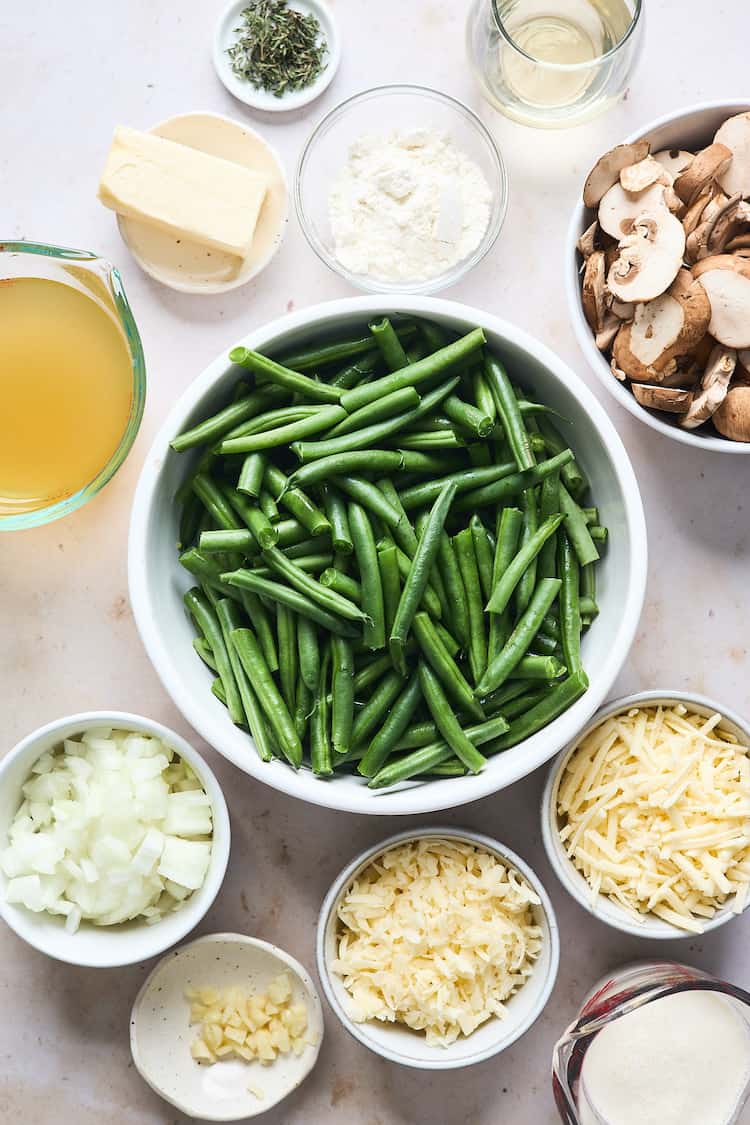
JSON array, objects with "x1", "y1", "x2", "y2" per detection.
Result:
[
  {"x1": 212, "y1": 0, "x2": 341, "y2": 113},
  {"x1": 0, "y1": 710, "x2": 230, "y2": 967},
  {"x1": 565, "y1": 97, "x2": 750, "y2": 453},
  {"x1": 315, "y1": 826, "x2": 560, "y2": 1069},
  {"x1": 117, "y1": 110, "x2": 289, "y2": 295},
  {"x1": 294, "y1": 84, "x2": 509, "y2": 294},
  {"x1": 541, "y1": 689, "x2": 750, "y2": 939},
  {"x1": 130, "y1": 931, "x2": 324, "y2": 1120},
  {"x1": 128, "y1": 293, "x2": 647, "y2": 815}
]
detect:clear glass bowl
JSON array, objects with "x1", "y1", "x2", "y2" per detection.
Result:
[
  {"x1": 0, "y1": 242, "x2": 146, "y2": 530},
  {"x1": 294, "y1": 84, "x2": 508, "y2": 294}
]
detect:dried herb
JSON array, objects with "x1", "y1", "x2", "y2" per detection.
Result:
[{"x1": 227, "y1": 0, "x2": 328, "y2": 98}]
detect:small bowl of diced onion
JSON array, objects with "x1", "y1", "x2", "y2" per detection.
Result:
[
  {"x1": 0, "y1": 711, "x2": 230, "y2": 967},
  {"x1": 316, "y1": 827, "x2": 559, "y2": 1069}
]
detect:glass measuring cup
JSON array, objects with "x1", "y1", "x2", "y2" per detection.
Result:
[
  {"x1": 466, "y1": 0, "x2": 644, "y2": 128},
  {"x1": 552, "y1": 961, "x2": 750, "y2": 1124},
  {"x1": 0, "y1": 241, "x2": 146, "y2": 530}
]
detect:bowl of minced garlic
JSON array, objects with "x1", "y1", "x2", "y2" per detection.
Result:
[
  {"x1": 129, "y1": 932, "x2": 323, "y2": 1119},
  {"x1": 542, "y1": 692, "x2": 750, "y2": 938}
]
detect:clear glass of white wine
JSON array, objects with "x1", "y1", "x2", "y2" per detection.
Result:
[{"x1": 466, "y1": 0, "x2": 643, "y2": 128}]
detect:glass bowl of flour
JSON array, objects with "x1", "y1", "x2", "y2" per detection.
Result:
[{"x1": 295, "y1": 84, "x2": 508, "y2": 293}]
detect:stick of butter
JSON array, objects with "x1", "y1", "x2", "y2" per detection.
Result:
[{"x1": 98, "y1": 126, "x2": 268, "y2": 259}]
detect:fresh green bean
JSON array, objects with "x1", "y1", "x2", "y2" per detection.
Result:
[
  {"x1": 193, "y1": 636, "x2": 218, "y2": 672},
  {"x1": 454, "y1": 450, "x2": 573, "y2": 513},
  {"x1": 223, "y1": 487, "x2": 278, "y2": 550},
  {"x1": 393, "y1": 720, "x2": 439, "y2": 751},
  {"x1": 436, "y1": 532, "x2": 469, "y2": 649},
  {"x1": 390, "y1": 481, "x2": 457, "y2": 674},
  {"x1": 199, "y1": 529, "x2": 257, "y2": 556},
  {"x1": 472, "y1": 370, "x2": 498, "y2": 421},
  {"x1": 582, "y1": 507, "x2": 598, "y2": 526},
  {"x1": 328, "y1": 387, "x2": 420, "y2": 438},
  {"x1": 219, "y1": 404, "x2": 347, "y2": 455},
  {"x1": 193, "y1": 474, "x2": 242, "y2": 531},
  {"x1": 351, "y1": 670, "x2": 404, "y2": 747},
  {"x1": 229, "y1": 346, "x2": 343, "y2": 403},
  {"x1": 321, "y1": 485, "x2": 353, "y2": 554},
  {"x1": 559, "y1": 483, "x2": 600, "y2": 567},
  {"x1": 320, "y1": 568, "x2": 361, "y2": 602},
  {"x1": 395, "y1": 431, "x2": 466, "y2": 451},
  {"x1": 336, "y1": 477, "x2": 404, "y2": 530},
  {"x1": 289, "y1": 449, "x2": 404, "y2": 490},
  {"x1": 369, "y1": 712, "x2": 510, "y2": 788},
  {"x1": 581, "y1": 562, "x2": 597, "y2": 606},
  {"x1": 171, "y1": 387, "x2": 286, "y2": 452},
  {"x1": 536, "y1": 417, "x2": 589, "y2": 499},
  {"x1": 378, "y1": 543, "x2": 401, "y2": 641},
  {"x1": 412, "y1": 612, "x2": 484, "y2": 721},
  {"x1": 589, "y1": 525, "x2": 608, "y2": 543},
  {"x1": 444, "y1": 394, "x2": 494, "y2": 438},
  {"x1": 263, "y1": 463, "x2": 330, "y2": 537},
  {"x1": 277, "y1": 323, "x2": 414, "y2": 373},
  {"x1": 331, "y1": 636, "x2": 355, "y2": 758},
  {"x1": 311, "y1": 646, "x2": 333, "y2": 776},
  {"x1": 211, "y1": 678, "x2": 227, "y2": 706},
  {"x1": 184, "y1": 588, "x2": 244, "y2": 724},
  {"x1": 178, "y1": 493, "x2": 203, "y2": 550},
  {"x1": 261, "y1": 546, "x2": 366, "y2": 623},
  {"x1": 418, "y1": 663, "x2": 486, "y2": 774},
  {"x1": 352, "y1": 652, "x2": 393, "y2": 697},
  {"x1": 369, "y1": 317, "x2": 410, "y2": 371},
  {"x1": 329, "y1": 351, "x2": 383, "y2": 389},
  {"x1": 222, "y1": 571, "x2": 358, "y2": 636},
  {"x1": 237, "y1": 452, "x2": 266, "y2": 498},
  {"x1": 221, "y1": 404, "x2": 322, "y2": 444},
  {"x1": 230, "y1": 628, "x2": 302, "y2": 766},
  {"x1": 348, "y1": 502, "x2": 385, "y2": 650},
  {"x1": 470, "y1": 515, "x2": 495, "y2": 603},
  {"x1": 510, "y1": 654, "x2": 566, "y2": 680},
  {"x1": 295, "y1": 680, "x2": 313, "y2": 741},
  {"x1": 530, "y1": 632, "x2": 559, "y2": 656},
  {"x1": 297, "y1": 614, "x2": 320, "y2": 691},
  {"x1": 390, "y1": 546, "x2": 443, "y2": 619},
  {"x1": 238, "y1": 590, "x2": 278, "y2": 672},
  {"x1": 341, "y1": 328, "x2": 486, "y2": 413},
  {"x1": 515, "y1": 487, "x2": 539, "y2": 617},
  {"x1": 486, "y1": 515, "x2": 564, "y2": 615},
  {"x1": 376, "y1": 479, "x2": 419, "y2": 556},
  {"x1": 276, "y1": 604, "x2": 298, "y2": 715},
  {"x1": 259, "y1": 489, "x2": 279, "y2": 522},
  {"x1": 453, "y1": 528, "x2": 487, "y2": 684},
  {"x1": 537, "y1": 471, "x2": 561, "y2": 581},
  {"x1": 500, "y1": 684, "x2": 555, "y2": 720},
  {"x1": 486, "y1": 671, "x2": 588, "y2": 752},
  {"x1": 475, "y1": 578, "x2": 561, "y2": 696},
  {"x1": 216, "y1": 599, "x2": 276, "y2": 761},
  {"x1": 484, "y1": 354, "x2": 535, "y2": 470},
  {"x1": 180, "y1": 549, "x2": 238, "y2": 598},
  {"x1": 488, "y1": 507, "x2": 523, "y2": 661},
  {"x1": 358, "y1": 674, "x2": 422, "y2": 777},
  {"x1": 558, "y1": 532, "x2": 582, "y2": 676}
]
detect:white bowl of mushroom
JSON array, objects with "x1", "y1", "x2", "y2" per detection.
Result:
[{"x1": 566, "y1": 100, "x2": 750, "y2": 451}]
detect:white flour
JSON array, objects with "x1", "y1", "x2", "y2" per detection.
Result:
[{"x1": 328, "y1": 129, "x2": 492, "y2": 283}]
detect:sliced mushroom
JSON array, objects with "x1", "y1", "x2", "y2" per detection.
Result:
[
  {"x1": 582, "y1": 251, "x2": 607, "y2": 334},
  {"x1": 685, "y1": 193, "x2": 744, "y2": 263},
  {"x1": 713, "y1": 385, "x2": 750, "y2": 441},
  {"x1": 681, "y1": 189, "x2": 717, "y2": 237},
  {"x1": 738, "y1": 348, "x2": 750, "y2": 379},
  {"x1": 632, "y1": 384, "x2": 694, "y2": 413},
  {"x1": 679, "y1": 344, "x2": 736, "y2": 429},
  {"x1": 608, "y1": 297, "x2": 635, "y2": 320},
  {"x1": 674, "y1": 142, "x2": 733, "y2": 205},
  {"x1": 693, "y1": 255, "x2": 750, "y2": 348},
  {"x1": 607, "y1": 209, "x2": 685, "y2": 303},
  {"x1": 620, "y1": 156, "x2": 671, "y2": 194},
  {"x1": 583, "y1": 140, "x2": 651, "y2": 208},
  {"x1": 595, "y1": 313, "x2": 621, "y2": 352},
  {"x1": 652, "y1": 149, "x2": 695, "y2": 180},
  {"x1": 598, "y1": 181, "x2": 670, "y2": 239},
  {"x1": 577, "y1": 219, "x2": 600, "y2": 260},
  {"x1": 611, "y1": 270, "x2": 711, "y2": 383},
  {"x1": 726, "y1": 232, "x2": 750, "y2": 252},
  {"x1": 714, "y1": 111, "x2": 750, "y2": 197},
  {"x1": 611, "y1": 355, "x2": 627, "y2": 382}
]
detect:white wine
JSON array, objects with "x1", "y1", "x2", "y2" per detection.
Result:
[{"x1": 501, "y1": 0, "x2": 634, "y2": 108}]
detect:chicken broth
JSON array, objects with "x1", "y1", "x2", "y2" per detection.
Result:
[{"x1": 0, "y1": 276, "x2": 133, "y2": 515}]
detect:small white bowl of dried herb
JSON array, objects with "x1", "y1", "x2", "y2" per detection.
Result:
[{"x1": 213, "y1": 0, "x2": 340, "y2": 112}]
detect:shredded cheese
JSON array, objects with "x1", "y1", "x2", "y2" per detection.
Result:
[
  {"x1": 185, "y1": 976, "x2": 313, "y2": 1065},
  {"x1": 331, "y1": 839, "x2": 542, "y2": 1047},
  {"x1": 558, "y1": 704, "x2": 750, "y2": 933}
]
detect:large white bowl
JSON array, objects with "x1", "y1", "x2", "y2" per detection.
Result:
[
  {"x1": 128, "y1": 295, "x2": 647, "y2": 815},
  {"x1": 542, "y1": 690, "x2": 750, "y2": 939},
  {"x1": 0, "y1": 711, "x2": 230, "y2": 967},
  {"x1": 316, "y1": 827, "x2": 559, "y2": 1069},
  {"x1": 566, "y1": 98, "x2": 750, "y2": 454}
]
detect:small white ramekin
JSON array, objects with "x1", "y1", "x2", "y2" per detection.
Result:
[
  {"x1": 566, "y1": 99, "x2": 750, "y2": 454},
  {"x1": 542, "y1": 690, "x2": 750, "y2": 939},
  {"x1": 0, "y1": 711, "x2": 230, "y2": 967},
  {"x1": 316, "y1": 826, "x2": 559, "y2": 1069}
]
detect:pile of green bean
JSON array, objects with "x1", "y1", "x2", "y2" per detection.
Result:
[{"x1": 171, "y1": 316, "x2": 605, "y2": 789}]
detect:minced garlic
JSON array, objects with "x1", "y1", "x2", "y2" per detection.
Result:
[
  {"x1": 186, "y1": 974, "x2": 312, "y2": 1064},
  {"x1": 332, "y1": 838, "x2": 542, "y2": 1047},
  {"x1": 558, "y1": 704, "x2": 750, "y2": 932}
]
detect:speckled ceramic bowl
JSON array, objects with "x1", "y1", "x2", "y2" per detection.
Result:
[{"x1": 130, "y1": 932, "x2": 324, "y2": 1119}]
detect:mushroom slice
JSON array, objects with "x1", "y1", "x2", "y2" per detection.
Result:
[
  {"x1": 611, "y1": 356, "x2": 628, "y2": 382},
  {"x1": 714, "y1": 111, "x2": 750, "y2": 197},
  {"x1": 713, "y1": 384, "x2": 750, "y2": 441},
  {"x1": 608, "y1": 297, "x2": 635, "y2": 320},
  {"x1": 611, "y1": 270, "x2": 711, "y2": 383},
  {"x1": 620, "y1": 156, "x2": 671, "y2": 194},
  {"x1": 595, "y1": 314, "x2": 621, "y2": 352},
  {"x1": 738, "y1": 348, "x2": 750, "y2": 380},
  {"x1": 607, "y1": 209, "x2": 685, "y2": 303},
  {"x1": 693, "y1": 255, "x2": 750, "y2": 348},
  {"x1": 681, "y1": 189, "x2": 716, "y2": 237},
  {"x1": 674, "y1": 142, "x2": 732, "y2": 205},
  {"x1": 685, "y1": 194, "x2": 743, "y2": 262},
  {"x1": 706, "y1": 195, "x2": 750, "y2": 255},
  {"x1": 679, "y1": 344, "x2": 736, "y2": 429},
  {"x1": 582, "y1": 250, "x2": 607, "y2": 333},
  {"x1": 653, "y1": 149, "x2": 695, "y2": 180},
  {"x1": 598, "y1": 181, "x2": 670, "y2": 240},
  {"x1": 577, "y1": 219, "x2": 600, "y2": 260},
  {"x1": 726, "y1": 232, "x2": 750, "y2": 252},
  {"x1": 583, "y1": 140, "x2": 650, "y2": 208},
  {"x1": 632, "y1": 384, "x2": 694, "y2": 414}
]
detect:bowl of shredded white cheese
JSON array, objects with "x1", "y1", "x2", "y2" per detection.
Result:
[
  {"x1": 316, "y1": 827, "x2": 559, "y2": 1068},
  {"x1": 295, "y1": 85, "x2": 507, "y2": 294},
  {"x1": 542, "y1": 691, "x2": 750, "y2": 938}
]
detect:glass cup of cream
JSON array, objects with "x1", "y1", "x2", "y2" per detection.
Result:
[{"x1": 552, "y1": 960, "x2": 750, "y2": 1125}]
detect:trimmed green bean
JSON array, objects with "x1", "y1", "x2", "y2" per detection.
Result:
[
  {"x1": 230, "y1": 628, "x2": 302, "y2": 766},
  {"x1": 515, "y1": 487, "x2": 539, "y2": 617},
  {"x1": 589, "y1": 525, "x2": 608, "y2": 543},
  {"x1": 193, "y1": 474, "x2": 242, "y2": 531},
  {"x1": 348, "y1": 502, "x2": 385, "y2": 650},
  {"x1": 444, "y1": 394, "x2": 494, "y2": 438},
  {"x1": 263, "y1": 463, "x2": 330, "y2": 537},
  {"x1": 537, "y1": 470, "x2": 561, "y2": 581},
  {"x1": 412, "y1": 612, "x2": 484, "y2": 721},
  {"x1": 238, "y1": 453, "x2": 266, "y2": 498},
  {"x1": 238, "y1": 590, "x2": 278, "y2": 672},
  {"x1": 437, "y1": 531, "x2": 469, "y2": 649},
  {"x1": 559, "y1": 483, "x2": 600, "y2": 567},
  {"x1": 536, "y1": 417, "x2": 589, "y2": 499},
  {"x1": 219, "y1": 404, "x2": 347, "y2": 455},
  {"x1": 199, "y1": 529, "x2": 257, "y2": 556},
  {"x1": 369, "y1": 317, "x2": 410, "y2": 371},
  {"x1": 216, "y1": 599, "x2": 276, "y2": 761},
  {"x1": 178, "y1": 493, "x2": 203, "y2": 550},
  {"x1": 486, "y1": 670, "x2": 588, "y2": 752},
  {"x1": 418, "y1": 662, "x2": 486, "y2": 774},
  {"x1": 453, "y1": 528, "x2": 487, "y2": 684},
  {"x1": 351, "y1": 670, "x2": 404, "y2": 747},
  {"x1": 352, "y1": 652, "x2": 393, "y2": 697},
  {"x1": 390, "y1": 546, "x2": 443, "y2": 619},
  {"x1": 488, "y1": 507, "x2": 523, "y2": 661},
  {"x1": 184, "y1": 588, "x2": 244, "y2": 724},
  {"x1": 558, "y1": 532, "x2": 582, "y2": 676},
  {"x1": 511, "y1": 654, "x2": 566, "y2": 680},
  {"x1": 229, "y1": 346, "x2": 343, "y2": 403},
  {"x1": 486, "y1": 514, "x2": 564, "y2": 615},
  {"x1": 276, "y1": 604, "x2": 297, "y2": 715},
  {"x1": 475, "y1": 578, "x2": 562, "y2": 697},
  {"x1": 321, "y1": 485, "x2": 353, "y2": 554},
  {"x1": 171, "y1": 386, "x2": 287, "y2": 452},
  {"x1": 222, "y1": 487, "x2": 278, "y2": 550},
  {"x1": 358, "y1": 674, "x2": 422, "y2": 777},
  {"x1": 470, "y1": 515, "x2": 495, "y2": 603},
  {"x1": 376, "y1": 479, "x2": 419, "y2": 557},
  {"x1": 311, "y1": 646, "x2": 333, "y2": 776},
  {"x1": 289, "y1": 449, "x2": 404, "y2": 491},
  {"x1": 222, "y1": 571, "x2": 358, "y2": 636},
  {"x1": 193, "y1": 636, "x2": 218, "y2": 672},
  {"x1": 261, "y1": 546, "x2": 366, "y2": 623},
  {"x1": 369, "y1": 712, "x2": 510, "y2": 788},
  {"x1": 378, "y1": 543, "x2": 401, "y2": 641},
  {"x1": 328, "y1": 387, "x2": 420, "y2": 438},
  {"x1": 336, "y1": 477, "x2": 404, "y2": 531},
  {"x1": 484, "y1": 354, "x2": 535, "y2": 470},
  {"x1": 297, "y1": 614, "x2": 320, "y2": 691},
  {"x1": 331, "y1": 635, "x2": 355, "y2": 758},
  {"x1": 454, "y1": 450, "x2": 574, "y2": 513},
  {"x1": 320, "y1": 568, "x2": 361, "y2": 603}
]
